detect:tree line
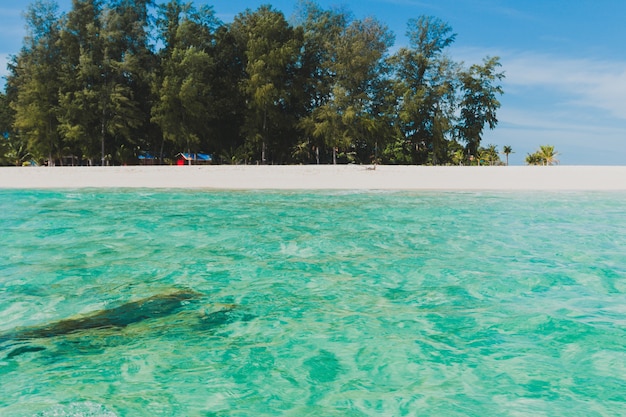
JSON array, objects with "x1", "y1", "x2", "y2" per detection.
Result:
[{"x1": 0, "y1": 0, "x2": 505, "y2": 166}]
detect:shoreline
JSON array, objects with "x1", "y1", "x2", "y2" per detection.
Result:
[{"x1": 0, "y1": 165, "x2": 625, "y2": 191}]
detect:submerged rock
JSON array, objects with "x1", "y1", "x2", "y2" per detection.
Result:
[{"x1": 0, "y1": 288, "x2": 242, "y2": 358}]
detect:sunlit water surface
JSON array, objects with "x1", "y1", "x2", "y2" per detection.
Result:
[{"x1": 1, "y1": 189, "x2": 625, "y2": 416}]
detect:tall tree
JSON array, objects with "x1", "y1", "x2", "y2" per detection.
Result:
[
  {"x1": 104, "y1": 0, "x2": 156, "y2": 163},
  {"x1": 457, "y1": 56, "x2": 504, "y2": 158},
  {"x1": 57, "y1": 0, "x2": 155, "y2": 165},
  {"x1": 333, "y1": 17, "x2": 394, "y2": 164},
  {"x1": 151, "y1": 0, "x2": 222, "y2": 162},
  {"x1": 57, "y1": 0, "x2": 105, "y2": 164},
  {"x1": 9, "y1": 0, "x2": 63, "y2": 165},
  {"x1": 390, "y1": 16, "x2": 458, "y2": 164},
  {"x1": 207, "y1": 26, "x2": 247, "y2": 161},
  {"x1": 294, "y1": 1, "x2": 348, "y2": 163},
  {"x1": 502, "y1": 145, "x2": 513, "y2": 165},
  {"x1": 231, "y1": 5, "x2": 303, "y2": 163},
  {"x1": 298, "y1": 5, "x2": 393, "y2": 164}
]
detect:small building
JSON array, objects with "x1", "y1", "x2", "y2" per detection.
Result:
[
  {"x1": 176, "y1": 153, "x2": 212, "y2": 165},
  {"x1": 138, "y1": 151, "x2": 158, "y2": 165}
]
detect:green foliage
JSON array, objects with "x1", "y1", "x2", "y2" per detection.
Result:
[
  {"x1": 477, "y1": 144, "x2": 502, "y2": 166},
  {"x1": 296, "y1": 4, "x2": 394, "y2": 164},
  {"x1": 9, "y1": 0, "x2": 63, "y2": 164},
  {"x1": 458, "y1": 57, "x2": 504, "y2": 157},
  {"x1": 0, "y1": 92, "x2": 10, "y2": 140},
  {"x1": 230, "y1": 5, "x2": 304, "y2": 163},
  {"x1": 502, "y1": 145, "x2": 513, "y2": 165},
  {"x1": 2, "y1": 0, "x2": 506, "y2": 166},
  {"x1": 526, "y1": 145, "x2": 559, "y2": 166},
  {"x1": 1, "y1": 91, "x2": 32, "y2": 166},
  {"x1": 54, "y1": 0, "x2": 155, "y2": 165},
  {"x1": 390, "y1": 17, "x2": 461, "y2": 165},
  {"x1": 151, "y1": 0, "x2": 226, "y2": 160}
]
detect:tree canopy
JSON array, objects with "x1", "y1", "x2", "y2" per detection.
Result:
[{"x1": 1, "y1": 0, "x2": 505, "y2": 166}]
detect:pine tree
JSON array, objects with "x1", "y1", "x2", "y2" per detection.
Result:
[
  {"x1": 9, "y1": 0, "x2": 63, "y2": 165},
  {"x1": 389, "y1": 16, "x2": 458, "y2": 165},
  {"x1": 231, "y1": 5, "x2": 303, "y2": 163},
  {"x1": 151, "y1": 0, "x2": 222, "y2": 162},
  {"x1": 458, "y1": 56, "x2": 504, "y2": 158}
]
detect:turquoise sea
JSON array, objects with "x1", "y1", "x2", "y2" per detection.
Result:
[{"x1": 0, "y1": 189, "x2": 625, "y2": 416}]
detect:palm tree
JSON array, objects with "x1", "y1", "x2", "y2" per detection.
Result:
[
  {"x1": 2, "y1": 136, "x2": 32, "y2": 166},
  {"x1": 525, "y1": 145, "x2": 559, "y2": 165},
  {"x1": 502, "y1": 145, "x2": 513, "y2": 165},
  {"x1": 537, "y1": 145, "x2": 559, "y2": 165},
  {"x1": 478, "y1": 144, "x2": 500, "y2": 165},
  {"x1": 525, "y1": 152, "x2": 542, "y2": 165}
]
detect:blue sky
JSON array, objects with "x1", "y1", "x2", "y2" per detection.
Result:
[{"x1": 2, "y1": 0, "x2": 625, "y2": 165}]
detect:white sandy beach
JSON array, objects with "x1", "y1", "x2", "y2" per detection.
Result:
[{"x1": 0, "y1": 165, "x2": 625, "y2": 190}]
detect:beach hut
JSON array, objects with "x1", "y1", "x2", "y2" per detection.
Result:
[
  {"x1": 138, "y1": 151, "x2": 158, "y2": 165},
  {"x1": 176, "y1": 153, "x2": 212, "y2": 165}
]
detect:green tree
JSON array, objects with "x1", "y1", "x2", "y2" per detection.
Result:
[
  {"x1": 57, "y1": 0, "x2": 155, "y2": 165},
  {"x1": 525, "y1": 145, "x2": 559, "y2": 165},
  {"x1": 538, "y1": 145, "x2": 559, "y2": 165},
  {"x1": 231, "y1": 5, "x2": 304, "y2": 163},
  {"x1": 0, "y1": 89, "x2": 11, "y2": 138},
  {"x1": 298, "y1": 5, "x2": 393, "y2": 164},
  {"x1": 447, "y1": 140, "x2": 466, "y2": 165},
  {"x1": 478, "y1": 144, "x2": 501, "y2": 166},
  {"x1": 207, "y1": 26, "x2": 247, "y2": 161},
  {"x1": 57, "y1": 0, "x2": 105, "y2": 164},
  {"x1": 295, "y1": 1, "x2": 347, "y2": 106},
  {"x1": 0, "y1": 92, "x2": 10, "y2": 157},
  {"x1": 329, "y1": 17, "x2": 394, "y2": 164},
  {"x1": 525, "y1": 152, "x2": 542, "y2": 165},
  {"x1": 6, "y1": 0, "x2": 509, "y2": 166},
  {"x1": 104, "y1": 0, "x2": 157, "y2": 164},
  {"x1": 0, "y1": 92, "x2": 27, "y2": 166},
  {"x1": 502, "y1": 145, "x2": 513, "y2": 165},
  {"x1": 151, "y1": 0, "x2": 223, "y2": 162},
  {"x1": 9, "y1": 0, "x2": 63, "y2": 165},
  {"x1": 526, "y1": 145, "x2": 559, "y2": 166},
  {"x1": 294, "y1": 1, "x2": 348, "y2": 163},
  {"x1": 457, "y1": 56, "x2": 504, "y2": 157},
  {"x1": 389, "y1": 16, "x2": 458, "y2": 165}
]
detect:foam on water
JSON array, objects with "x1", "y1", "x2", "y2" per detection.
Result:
[
  {"x1": 38, "y1": 402, "x2": 118, "y2": 417},
  {"x1": 1, "y1": 190, "x2": 625, "y2": 416}
]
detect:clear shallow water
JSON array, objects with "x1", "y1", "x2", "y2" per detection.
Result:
[{"x1": 0, "y1": 189, "x2": 625, "y2": 417}]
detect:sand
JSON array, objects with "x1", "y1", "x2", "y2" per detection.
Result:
[{"x1": 0, "y1": 165, "x2": 625, "y2": 190}]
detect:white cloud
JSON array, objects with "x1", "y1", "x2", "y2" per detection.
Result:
[
  {"x1": 451, "y1": 47, "x2": 626, "y2": 164},
  {"x1": 452, "y1": 47, "x2": 626, "y2": 118},
  {"x1": 502, "y1": 53, "x2": 626, "y2": 120}
]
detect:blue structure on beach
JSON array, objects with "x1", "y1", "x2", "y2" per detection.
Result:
[
  {"x1": 176, "y1": 153, "x2": 212, "y2": 165},
  {"x1": 138, "y1": 151, "x2": 158, "y2": 165}
]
